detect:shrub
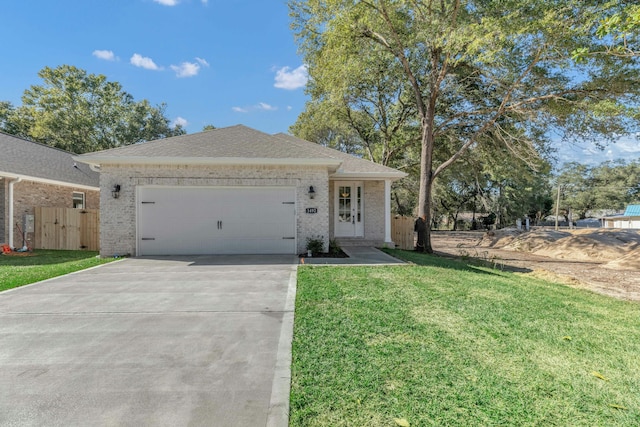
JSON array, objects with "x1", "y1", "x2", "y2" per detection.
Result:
[
  {"x1": 328, "y1": 238, "x2": 342, "y2": 256},
  {"x1": 306, "y1": 235, "x2": 324, "y2": 255}
]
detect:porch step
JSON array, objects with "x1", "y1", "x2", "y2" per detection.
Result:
[{"x1": 334, "y1": 238, "x2": 385, "y2": 248}]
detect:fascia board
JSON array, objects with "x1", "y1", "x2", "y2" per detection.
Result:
[
  {"x1": 330, "y1": 171, "x2": 408, "y2": 180},
  {"x1": 74, "y1": 156, "x2": 343, "y2": 169},
  {"x1": 0, "y1": 171, "x2": 99, "y2": 191}
]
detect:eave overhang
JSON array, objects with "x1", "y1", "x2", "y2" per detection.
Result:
[
  {"x1": 0, "y1": 171, "x2": 99, "y2": 191},
  {"x1": 74, "y1": 156, "x2": 343, "y2": 172},
  {"x1": 330, "y1": 171, "x2": 408, "y2": 181}
]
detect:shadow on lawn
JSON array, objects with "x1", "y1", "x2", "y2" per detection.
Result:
[
  {"x1": 383, "y1": 248, "x2": 532, "y2": 275},
  {"x1": 0, "y1": 250, "x2": 100, "y2": 266}
]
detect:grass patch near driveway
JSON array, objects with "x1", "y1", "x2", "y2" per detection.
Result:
[
  {"x1": 0, "y1": 250, "x2": 114, "y2": 292},
  {"x1": 291, "y1": 251, "x2": 640, "y2": 426}
]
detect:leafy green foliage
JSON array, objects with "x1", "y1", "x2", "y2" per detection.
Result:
[
  {"x1": 576, "y1": 3, "x2": 640, "y2": 59},
  {"x1": 289, "y1": 0, "x2": 640, "y2": 251},
  {"x1": 556, "y1": 159, "x2": 640, "y2": 218},
  {"x1": 1, "y1": 65, "x2": 185, "y2": 153},
  {"x1": 305, "y1": 235, "x2": 325, "y2": 255}
]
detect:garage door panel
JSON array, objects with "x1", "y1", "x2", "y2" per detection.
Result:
[{"x1": 138, "y1": 187, "x2": 296, "y2": 255}]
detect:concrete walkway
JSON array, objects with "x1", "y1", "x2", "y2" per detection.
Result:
[
  {"x1": 0, "y1": 255, "x2": 297, "y2": 427},
  {"x1": 0, "y1": 248, "x2": 402, "y2": 426},
  {"x1": 301, "y1": 246, "x2": 406, "y2": 265}
]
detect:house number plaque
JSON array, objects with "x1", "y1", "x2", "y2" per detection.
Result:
[{"x1": 305, "y1": 208, "x2": 318, "y2": 214}]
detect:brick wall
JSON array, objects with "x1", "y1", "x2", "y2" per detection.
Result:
[
  {"x1": 364, "y1": 180, "x2": 386, "y2": 242},
  {"x1": 3, "y1": 180, "x2": 99, "y2": 247},
  {"x1": 99, "y1": 164, "x2": 330, "y2": 256}
]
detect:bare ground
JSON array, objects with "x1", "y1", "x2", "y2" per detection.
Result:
[{"x1": 430, "y1": 229, "x2": 640, "y2": 302}]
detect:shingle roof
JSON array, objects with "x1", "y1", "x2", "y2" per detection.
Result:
[
  {"x1": 624, "y1": 205, "x2": 640, "y2": 216},
  {"x1": 273, "y1": 133, "x2": 405, "y2": 177},
  {"x1": 77, "y1": 125, "x2": 406, "y2": 179},
  {"x1": 0, "y1": 132, "x2": 99, "y2": 188},
  {"x1": 79, "y1": 125, "x2": 323, "y2": 159}
]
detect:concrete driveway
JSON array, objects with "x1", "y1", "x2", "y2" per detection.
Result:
[{"x1": 0, "y1": 255, "x2": 297, "y2": 427}]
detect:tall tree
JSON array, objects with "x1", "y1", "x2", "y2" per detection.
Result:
[
  {"x1": 574, "y1": 3, "x2": 640, "y2": 59},
  {"x1": 290, "y1": 0, "x2": 640, "y2": 252},
  {"x1": 556, "y1": 160, "x2": 640, "y2": 218},
  {"x1": 1, "y1": 65, "x2": 184, "y2": 153}
]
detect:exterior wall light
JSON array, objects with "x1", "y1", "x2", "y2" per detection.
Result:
[
  {"x1": 112, "y1": 184, "x2": 121, "y2": 199},
  {"x1": 308, "y1": 185, "x2": 316, "y2": 199}
]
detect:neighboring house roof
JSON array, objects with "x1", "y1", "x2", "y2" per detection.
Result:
[
  {"x1": 0, "y1": 131, "x2": 99, "y2": 189},
  {"x1": 623, "y1": 205, "x2": 640, "y2": 217},
  {"x1": 76, "y1": 125, "x2": 407, "y2": 180}
]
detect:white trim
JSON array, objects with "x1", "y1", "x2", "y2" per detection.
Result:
[
  {"x1": 330, "y1": 171, "x2": 407, "y2": 180},
  {"x1": 334, "y1": 181, "x2": 364, "y2": 238},
  {"x1": 72, "y1": 191, "x2": 86, "y2": 209},
  {"x1": 384, "y1": 179, "x2": 393, "y2": 245},
  {"x1": 0, "y1": 171, "x2": 99, "y2": 191},
  {"x1": 8, "y1": 177, "x2": 22, "y2": 248},
  {"x1": 75, "y1": 156, "x2": 342, "y2": 170}
]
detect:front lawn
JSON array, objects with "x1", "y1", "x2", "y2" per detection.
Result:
[
  {"x1": 0, "y1": 250, "x2": 115, "y2": 292},
  {"x1": 291, "y1": 250, "x2": 640, "y2": 426}
]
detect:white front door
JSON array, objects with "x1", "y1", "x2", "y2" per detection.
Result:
[{"x1": 334, "y1": 181, "x2": 364, "y2": 237}]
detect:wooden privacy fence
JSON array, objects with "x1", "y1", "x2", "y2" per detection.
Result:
[
  {"x1": 35, "y1": 207, "x2": 99, "y2": 251},
  {"x1": 391, "y1": 215, "x2": 415, "y2": 250}
]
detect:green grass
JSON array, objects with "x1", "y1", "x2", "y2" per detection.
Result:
[
  {"x1": 291, "y1": 250, "x2": 640, "y2": 426},
  {"x1": 0, "y1": 250, "x2": 115, "y2": 292}
]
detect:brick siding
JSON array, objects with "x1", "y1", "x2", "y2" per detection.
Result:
[
  {"x1": 0, "y1": 179, "x2": 99, "y2": 247},
  {"x1": 99, "y1": 164, "x2": 331, "y2": 257}
]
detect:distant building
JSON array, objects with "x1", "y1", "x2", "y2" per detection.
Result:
[
  {"x1": 576, "y1": 218, "x2": 601, "y2": 228},
  {"x1": 601, "y1": 205, "x2": 640, "y2": 229}
]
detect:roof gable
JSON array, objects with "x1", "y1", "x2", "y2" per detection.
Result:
[
  {"x1": 0, "y1": 132, "x2": 99, "y2": 188},
  {"x1": 79, "y1": 125, "x2": 326, "y2": 160},
  {"x1": 273, "y1": 133, "x2": 406, "y2": 178},
  {"x1": 76, "y1": 125, "x2": 406, "y2": 179}
]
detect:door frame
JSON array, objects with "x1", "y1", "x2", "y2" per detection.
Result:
[{"x1": 333, "y1": 181, "x2": 364, "y2": 237}]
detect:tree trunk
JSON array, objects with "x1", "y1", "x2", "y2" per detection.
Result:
[{"x1": 418, "y1": 121, "x2": 435, "y2": 253}]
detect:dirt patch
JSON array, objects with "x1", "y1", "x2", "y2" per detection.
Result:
[{"x1": 431, "y1": 229, "x2": 640, "y2": 302}]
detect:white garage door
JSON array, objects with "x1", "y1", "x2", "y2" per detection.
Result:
[{"x1": 137, "y1": 186, "x2": 296, "y2": 255}]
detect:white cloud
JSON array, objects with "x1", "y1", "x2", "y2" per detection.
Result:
[
  {"x1": 258, "y1": 102, "x2": 277, "y2": 111},
  {"x1": 233, "y1": 102, "x2": 279, "y2": 113},
  {"x1": 557, "y1": 135, "x2": 640, "y2": 167},
  {"x1": 92, "y1": 50, "x2": 116, "y2": 61},
  {"x1": 172, "y1": 117, "x2": 188, "y2": 128},
  {"x1": 201, "y1": 0, "x2": 208, "y2": 4},
  {"x1": 153, "y1": 0, "x2": 179, "y2": 5},
  {"x1": 274, "y1": 65, "x2": 308, "y2": 90},
  {"x1": 615, "y1": 137, "x2": 640, "y2": 153},
  {"x1": 287, "y1": 105, "x2": 293, "y2": 111},
  {"x1": 170, "y1": 58, "x2": 209, "y2": 78},
  {"x1": 171, "y1": 62, "x2": 200, "y2": 78},
  {"x1": 130, "y1": 53, "x2": 162, "y2": 70}
]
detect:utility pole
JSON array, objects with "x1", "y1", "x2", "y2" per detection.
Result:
[{"x1": 554, "y1": 183, "x2": 561, "y2": 231}]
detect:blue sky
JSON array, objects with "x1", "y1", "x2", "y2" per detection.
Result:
[
  {"x1": 1, "y1": 0, "x2": 307, "y2": 135},
  {"x1": 1, "y1": 0, "x2": 638, "y2": 166}
]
